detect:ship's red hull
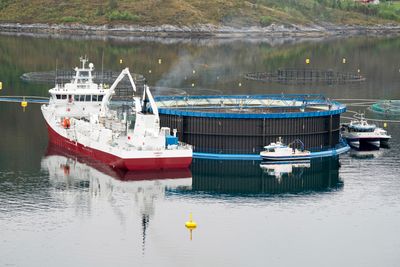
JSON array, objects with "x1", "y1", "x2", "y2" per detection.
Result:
[{"x1": 46, "y1": 123, "x2": 192, "y2": 171}]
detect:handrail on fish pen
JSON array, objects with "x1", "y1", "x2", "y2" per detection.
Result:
[{"x1": 244, "y1": 68, "x2": 365, "y2": 84}]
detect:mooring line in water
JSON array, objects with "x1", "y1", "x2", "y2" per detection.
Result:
[
  {"x1": 345, "y1": 103, "x2": 377, "y2": 107},
  {"x1": 334, "y1": 98, "x2": 381, "y2": 102},
  {"x1": 0, "y1": 95, "x2": 49, "y2": 104},
  {"x1": 341, "y1": 116, "x2": 400, "y2": 123},
  {"x1": 343, "y1": 109, "x2": 400, "y2": 123},
  {"x1": 355, "y1": 117, "x2": 400, "y2": 123}
]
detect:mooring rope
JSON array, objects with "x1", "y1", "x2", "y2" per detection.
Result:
[{"x1": 0, "y1": 96, "x2": 49, "y2": 104}]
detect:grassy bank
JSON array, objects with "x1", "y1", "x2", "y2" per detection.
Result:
[{"x1": 0, "y1": 0, "x2": 400, "y2": 27}]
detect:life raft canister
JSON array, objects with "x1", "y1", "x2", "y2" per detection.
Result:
[{"x1": 62, "y1": 118, "x2": 71, "y2": 129}]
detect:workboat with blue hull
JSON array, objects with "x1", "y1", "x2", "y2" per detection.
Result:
[
  {"x1": 341, "y1": 114, "x2": 391, "y2": 149},
  {"x1": 260, "y1": 139, "x2": 311, "y2": 161},
  {"x1": 260, "y1": 138, "x2": 350, "y2": 161}
]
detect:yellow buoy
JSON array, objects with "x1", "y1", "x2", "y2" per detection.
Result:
[
  {"x1": 357, "y1": 69, "x2": 360, "y2": 73},
  {"x1": 0, "y1": 81, "x2": 2, "y2": 90},
  {"x1": 192, "y1": 70, "x2": 196, "y2": 74},
  {"x1": 119, "y1": 59, "x2": 123, "y2": 64},
  {"x1": 384, "y1": 122, "x2": 387, "y2": 128},
  {"x1": 148, "y1": 70, "x2": 152, "y2": 73},
  {"x1": 342, "y1": 58, "x2": 346, "y2": 64},
  {"x1": 185, "y1": 213, "x2": 197, "y2": 229},
  {"x1": 305, "y1": 58, "x2": 310, "y2": 64},
  {"x1": 158, "y1": 58, "x2": 162, "y2": 64},
  {"x1": 238, "y1": 82, "x2": 242, "y2": 87},
  {"x1": 21, "y1": 99, "x2": 28, "y2": 112},
  {"x1": 191, "y1": 83, "x2": 195, "y2": 87},
  {"x1": 185, "y1": 213, "x2": 197, "y2": 241}
]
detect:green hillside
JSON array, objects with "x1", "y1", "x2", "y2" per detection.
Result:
[{"x1": 0, "y1": 0, "x2": 400, "y2": 26}]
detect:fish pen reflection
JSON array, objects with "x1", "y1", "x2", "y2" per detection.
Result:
[{"x1": 190, "y1": 157, "x2": 342, "y2": 195}]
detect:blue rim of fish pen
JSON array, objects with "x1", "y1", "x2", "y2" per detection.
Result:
[
  {"x1": 155, "y1": 94, "x2": 346, "y2": 119},
  {"x1": 193, "y1": 143, "x2": 350, "y2": 160}
]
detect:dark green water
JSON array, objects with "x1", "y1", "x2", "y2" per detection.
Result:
[{"x1": 1, "y1": 34, "x2": 400, "y2": 267}]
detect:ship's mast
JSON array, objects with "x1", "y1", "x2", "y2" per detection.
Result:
[{"x1": 80, "y1": 56, "x2": 87, "y2": 69}]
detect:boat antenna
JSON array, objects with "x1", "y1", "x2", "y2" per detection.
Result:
[
  {"x1": 101, "y1": 50, "x2": 104, "y2": 85},
  {"x1": 55, "y1": 58, "x2": 58, "y2": 86}
]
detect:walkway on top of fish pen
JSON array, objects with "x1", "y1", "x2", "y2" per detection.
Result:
[{"x1": 244, "y1": 68, "x2": 365, "y2": 84}]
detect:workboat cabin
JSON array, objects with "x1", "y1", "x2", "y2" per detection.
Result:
[{"x1": 48, "y1": 57, "x2": 107, "y2": 118}]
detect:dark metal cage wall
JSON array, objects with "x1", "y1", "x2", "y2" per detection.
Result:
[{"x1": 160, "y1": 114, "x2": 341, "y2": 154}]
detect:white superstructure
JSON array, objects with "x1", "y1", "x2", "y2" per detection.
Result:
[{"x1": 47, "y1": 57, "x2": 107, "y2": 118}]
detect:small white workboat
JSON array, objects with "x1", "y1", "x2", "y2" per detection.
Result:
[
  {"x1": 260, "y1": 139, "x2": 311, "y2": 161},
  {"x1": 341, "y1": 114, "x2": 391, "y2": 149}
]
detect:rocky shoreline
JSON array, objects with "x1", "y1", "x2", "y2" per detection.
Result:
[{"x1": 1, "y1": 22, "x2": 400, "y2": 38}]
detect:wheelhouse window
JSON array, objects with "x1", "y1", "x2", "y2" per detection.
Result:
[
  {"x1": 68, "y1": 94, "x2": 103, "y2": 102},
  {"x1": 80, "y1": 71, "x2": 89, "y2": 77},
  {"x1": 56, "y1": 94, "x2": 61, "y2": 99}
]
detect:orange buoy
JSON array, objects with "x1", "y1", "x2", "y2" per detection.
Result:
[{"x1": 62, "y1": 118, "x2": 71, "y2": 129}]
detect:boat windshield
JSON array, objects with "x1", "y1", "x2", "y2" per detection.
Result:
[{"x1": 349, "y1": 126, "x2": 375, "y2": 132}]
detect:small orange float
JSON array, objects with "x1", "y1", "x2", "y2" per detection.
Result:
[{"x1": 62, "y1": 118, "x2": 71, "y2": 129}]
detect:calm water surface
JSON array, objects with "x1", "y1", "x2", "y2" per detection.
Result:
[{"x1": 0, "y1": 34, "x2": 400, "y2": 266}]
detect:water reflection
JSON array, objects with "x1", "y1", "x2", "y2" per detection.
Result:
[
  {"x1": 40, "y1": 144, "x2": 192, "y2": 253},
  {"x1": 349, "y1": 148, "x2": 385, "y2": 159},
  {"x1": 190, "y1": 157, "x2": 342, "y2": 195},
  {"x1": 260, "y1": 161, "x2": 311, "y2": 181}
]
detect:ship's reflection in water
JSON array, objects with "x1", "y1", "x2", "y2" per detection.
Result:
[
  {"x1": 189, "y1": 157, "x2": 342, "y2": 195},
  {"x1": 41, "y1": 144, "x2": 342, "y2": 252},
  {"x1": 42, "y1": 144, "x2": 343, "y2": 198},
  {"x1": 41, "y1": 144, "x2": 192, "y2": 253}
]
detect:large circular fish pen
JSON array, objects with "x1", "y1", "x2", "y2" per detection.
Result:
[
  {"x1": 244, "y1": 69, "x2": 365, "y2": 84},
  {"x1": 155, "y1": 94, "x2": 347, "y2": 155}
]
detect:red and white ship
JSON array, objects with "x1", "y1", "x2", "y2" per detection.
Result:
[{"x1": 41, "y1": 58, "x2": 192, "y2": 170}]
